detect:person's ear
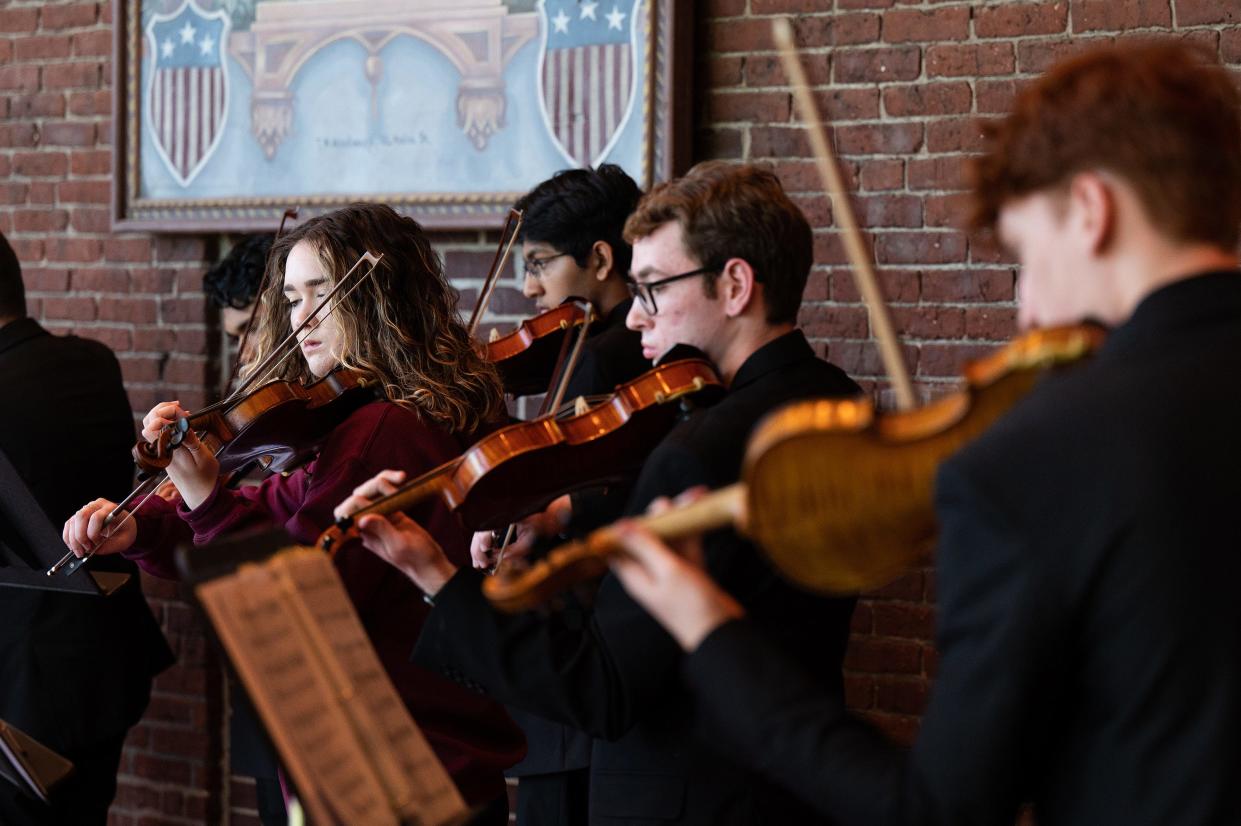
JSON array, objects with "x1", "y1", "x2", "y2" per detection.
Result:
[
  {"x1": 1068, "y1": 172, "x2": 1116, "y2": 255},
  {"x1": 591, "y1": 240, "x2": 615, "y2": 282},
  {"x1": 717, "y1": 258, "x2": 757, "y2": 318}
]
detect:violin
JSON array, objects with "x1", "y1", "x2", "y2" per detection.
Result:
[
  {"x1": 134, "y1": 366, "x2": 377, "y2": 477},
  {"x1": 482, "y1": 324, "x2": 1105, "y2": 612},
  {"x1": 317, "y1": 357, "x2": 725, "y2": 553},
  {"x1": 487, "y1": 301, "x2": 590, "y2": 397}
]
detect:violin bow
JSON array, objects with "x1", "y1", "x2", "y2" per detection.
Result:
[
  {"x1": 48, "y1": 251, "x2": 383, "y2": 578},
  {"x1": 772, "y1": 18, "x2": 916, "y2": 411},
  {"x1": 467, "y1": 209, "x2": 524, "y2": 337}
]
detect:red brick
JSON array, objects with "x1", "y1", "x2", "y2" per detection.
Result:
[
  {"x1": 926, "y1": 42, "x2": 1015, "y2": 78},
  {"x1": 161, "y1": 297, "x2": 206, "y2": 324},
  {"x1": 882, "y1": 6, "x2": 970, "y2": 43},
  {"x1": 707, "y1": 91, "x2": 790, "y2": 124},
  {"x1": 46, "y1": 237, "x2": 102, "y2": 262},
  {"x1": 7, "y1": 92, "x2": 67, "y2": 118},
  {"x1": 908, "y1": 155, "x2": 969, "y2": 191},
  {"x1": 131, "y1": 268, "x2": 176, "y2": 294},
  {"x1": 875, "y1": 677, "x2": 931, "y2": 715},
  {"x1": 838, "y1": 122, "x2": 925, "y2": 156},
  {"x1": 42, "y1": 121, "x2": 95, "y2": 146},
  {"x1": 791, "y1": 193, "x2": 832, "y2": 227},
  {"x1": 926, "y1": 117, "x2": 988, "y2": 153},
  {"x1": 808, "y1": 87, "x2": 881, "y2": 122},
  {"x1": 751, "y1": 0, "x2": 825, "y2": 11},
  {"x1": 704, "y1": 0, "x2": 746, "y2": 14},
  {"x1": 921, "y1": 268, "x2": 1014, "y2": 302},
  {"x1": 975, "y1": 2, "x2": 1068, "y2": 37},
  {"x1": 856, "y1": 194, "x2": 923, "y2": 228},
  {"x1": 13, "y1": 151, "x2": 69, "y2": 177},
  {"x1": 918, "y1": 342, "x2": 994, "y2": 377},
  {"x1": 0, "y1": 183, "x2": 30, "y2": 205},
  {"x1": 867, "y1": 569, "x2": 925, "y2": 602},
  {"x1": 0, "y1": 40, "x2": 11, "y2": 65},
  {"x1": 831, "y1": 268, "x2": 920, "y2": 303},
  {"x1": 1224, "y1": 29, "x2": 1241, "y2": 64},
  {"x1": 710, "y1": 17, "x2": 775, "y2": 53},
  {"x1": 153, "y1": 236, "x2": 206, "y2": 262},
  {"x1": 12, "y1": 208, "x2": 70, "y2": 233},
  {"x1": 862, "y1": 712, "x2": 921, "y2": 747},
  {"x1": 798, "y1": 304, "x2": 870, "y2": 339},
  {"x1": 58, "y1": 179, "x2": 110, "y2": 203},
  {"x1": 9, "y1": 239, "x2": 44, "y2": 262},
  {"x1": 28, "y1": 181, "x2": 56, "y2": 205},
  {"x1": 839, "y1": 0, "x2": 896, "y2": 8},
  {"x1": 750, "y1": 126, "x2": 810, "y2": 159},
  {"x1": 164, "y1": 356, "x2": 209, "y2": 385},
  {"x1": 860, "y1": 158, "x2": 905, "y2": 191},
  {"x1": 743, "y1": 52, "x2": 830, "y2": 88},
  {"x1": 0, "y1": 65, "x2": 41, "y2": 93},
  {"x1": 965, "y1": 306, "x2": 1018, "y2": 340},
  {"x1": 843, "y1": 637, "x2": 923, "y2": 673},
  {"x1": 893, "y1": 305, "x2": 966, "y2": 339},
  {"x1": 104, "y1": 238, "x2": 153, "y2": 262},
  {"x1": 834, "y1": 46, "x2": 921, "y2": 83},
  {"x1": 924, "y1": 192, "x2": 975, "y2": 229},
  {"x1": 883, "y1": 81, "x2": 972, "y2": 117},
  {"x1": 792, "y1": 13, "x2": 882, "y2": 47},
  {"x1": 175, "y1": 328, "x2": 209, "y2": 355},
  {"x1": 1178, "y1": 0, "x2": 1241, "y2": 24},
  {"x1": 73, "y1": 29, "x2": 111, "y2": 57},
  {"x1": 175, "y1": 268, "x2": 208, "y2": 293},
  {"x1": 41, "y1": 2, "x2": 99, "y2": 29},
  {"x1": 68, "y1": 89, "x2": 112, "y2": 116},
  {"x1": 42, "y1": 61, "x2": 101, "y2": 90},
  {"x1": 71, "y1": 149, "x2": 112, "y2": 176},
  {"x1": 1073, "y1": 0, "x2": 1172, "y2": 31},
  {"x1": 0, "y1": 123, "x2": 39, "y2": 147},
  {"x1": 131, "y1": 755, "x2": 193, "y2": 787},
  {"x1": 82, "y1": 326, "x2": 133, "y2": 351},
  {"x1": 100, "y1": 297, "x2": 157, "y2": 323},
  {"x1": 769, "y1": 158, "x2": 858, "y2": 194},
  {"x1": 0, "y1": 7, "x2": 39, "y2": 32},
  {"x1": 132, "y1": 327, "x2": 176, "y2": 352},
  {"x1": 845, "y1": 674, "x2": 875, "y2": 709},
  {"x1": 707, "y1": 56, "x2": 742, "y2": 87},
  {"x1": 15, "y1": 34, "x2": 73, "y2": 60},
  {"x1": 1016, "y1": 38, "x2": 1101, "y2": 73},
  {"x1": 976, "y1": 79, "x2": 1019, "y2": 114},
  {"x1": 72, "y1": 267, "x2": 131, "y2": 292},
  {"x1": 70, "y1": 206, "x2": 112, "y2": 233},
  {"x1": 42, "y1": 295, "x2": 97, "y2": 321},
  {"x1": 875, "y1": 231, "x2": 967, "y2": 265},
  {"x1": 21, "y1": 268, "x2": 70, "y2": 292}
]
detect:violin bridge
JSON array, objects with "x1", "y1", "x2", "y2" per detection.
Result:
[
  {"x1": 489, "y1": 328, "x2": 501, "y2": 343},
  {"x1": 574, "y1": 396, "x2": 589, "y2": 416}
]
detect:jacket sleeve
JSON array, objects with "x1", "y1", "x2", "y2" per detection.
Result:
[
  {"x1": 681, "y1": 459, "x2": 1051, "y2": 826},
  {"x1": 412, "y1": 442, "x2": 709, "y2": 740}
]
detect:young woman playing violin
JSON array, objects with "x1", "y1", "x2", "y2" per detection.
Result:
[{"x1": 62, "y1": 203, "x2": 524, "y2": 825}]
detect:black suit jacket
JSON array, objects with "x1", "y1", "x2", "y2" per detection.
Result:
[
  {"x1": 416, "y1": 330, "x2": 861, "y2": 824},
  {"x1": 0, "y1": 319, "x2": 173, "y2": 755},
  {"x1": 684, "y1": 272, "x2": 1241, "y2": 826}
]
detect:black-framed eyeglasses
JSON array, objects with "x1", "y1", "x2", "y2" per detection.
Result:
[
  {"x1": 625, "y1": 267, "x2": 717, "y2": 316},
  {"x1": 523, "y1": 252, "x2": 571, "y2": 278}
]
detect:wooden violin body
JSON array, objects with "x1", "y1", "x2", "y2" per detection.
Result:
[
  {"x1": 483, "y1": 325, "x2": 1105, "y2": 612},
  {"x1": 318, "y1": 358, "x2": 724, "y2": 553},
  {"x1": 134, "y1": 367, "x2": 377, "y2": 477},
  {"x1": 488, "y1": 302, "x2": 589, "y2": 397}
]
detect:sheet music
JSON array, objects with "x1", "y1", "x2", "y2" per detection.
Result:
[{"x1": 196, "y1": 548, "x2": 466, "y2": 826}]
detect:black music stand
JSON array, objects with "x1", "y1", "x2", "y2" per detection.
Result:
[
  {"x1": 0, "y1": 720, "x2": 74, "y2": 804},
  {"x1": 0, "y1": 448, "x2": 128, "y2": 595}
]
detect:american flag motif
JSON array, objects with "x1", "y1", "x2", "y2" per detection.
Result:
[
  {"x1": 145, "y1": 0, "x2": 229, "y2": 187},
  {"x1": 538, "y1": 0, "x2": 640, "y2": 169}
]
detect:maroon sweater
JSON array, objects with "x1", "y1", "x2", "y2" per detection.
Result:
[{"x1": 124, "y1": 400, "x2": 525, "y2": 806}]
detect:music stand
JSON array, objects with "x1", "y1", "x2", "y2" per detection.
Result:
[
  {"x1": 0, "y1": 447, "x2": 128, "y2": 595},
  {"x1": 0, "y1": 719, "x2": 74, "y2": 804}
]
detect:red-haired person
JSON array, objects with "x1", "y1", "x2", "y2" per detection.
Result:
[{"x1": 610, "y1": 41, "x2": 1241, "y2": 826}]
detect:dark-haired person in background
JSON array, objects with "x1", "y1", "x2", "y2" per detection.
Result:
[
  {"x1": 203, "y1": 234, "x2": 272, "y2": 339},
  {"x1": 0, "y1": 230, "x2": 174, "y2": 825},
  {"x1": 609, "y1": 41, "x2": 1241, "y2": 826},
  {"x1": 476, "y1": 164, "x2": 650, "y2": 825}
]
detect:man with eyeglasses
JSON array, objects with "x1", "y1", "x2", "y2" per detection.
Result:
[{"x1": 335, "y1": 161, "x2": 860, "y2": 825}]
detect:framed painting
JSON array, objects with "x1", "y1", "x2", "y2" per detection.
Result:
[{"x1": 112, "y1": 0, "x2": 694, "y2": 231}]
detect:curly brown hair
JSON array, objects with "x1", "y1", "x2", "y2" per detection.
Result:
[
  {"x1": 970, "y1": 41, "x2": 1241, "y2": 249},
  {"x1": 243, "y1": 203, "x2": 505, "y2": 435}
]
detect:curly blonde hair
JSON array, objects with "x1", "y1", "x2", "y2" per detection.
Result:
[{"x1": 243, "y1": 203, "x2": 505, "y2": 435}]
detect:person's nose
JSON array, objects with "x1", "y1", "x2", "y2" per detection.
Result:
[{"x1": 523, "y1": 271, "x2": 542, "y2": 299}]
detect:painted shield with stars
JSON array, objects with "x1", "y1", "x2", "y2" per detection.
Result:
[
  {"x1": 145, "y1": 0, "x2": 229, "y2": 187},
  {"x1": 537, "y1": 0, "x2": 641, "y2": 169}
]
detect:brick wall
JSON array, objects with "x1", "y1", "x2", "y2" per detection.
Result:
[{"x1": 4, "y1": 1, "x2": 1241, "y2": 822}]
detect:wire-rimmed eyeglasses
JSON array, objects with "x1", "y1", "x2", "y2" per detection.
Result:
[{"x1": 523, "y1": 252, "x2": 571, "y2": 278}]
